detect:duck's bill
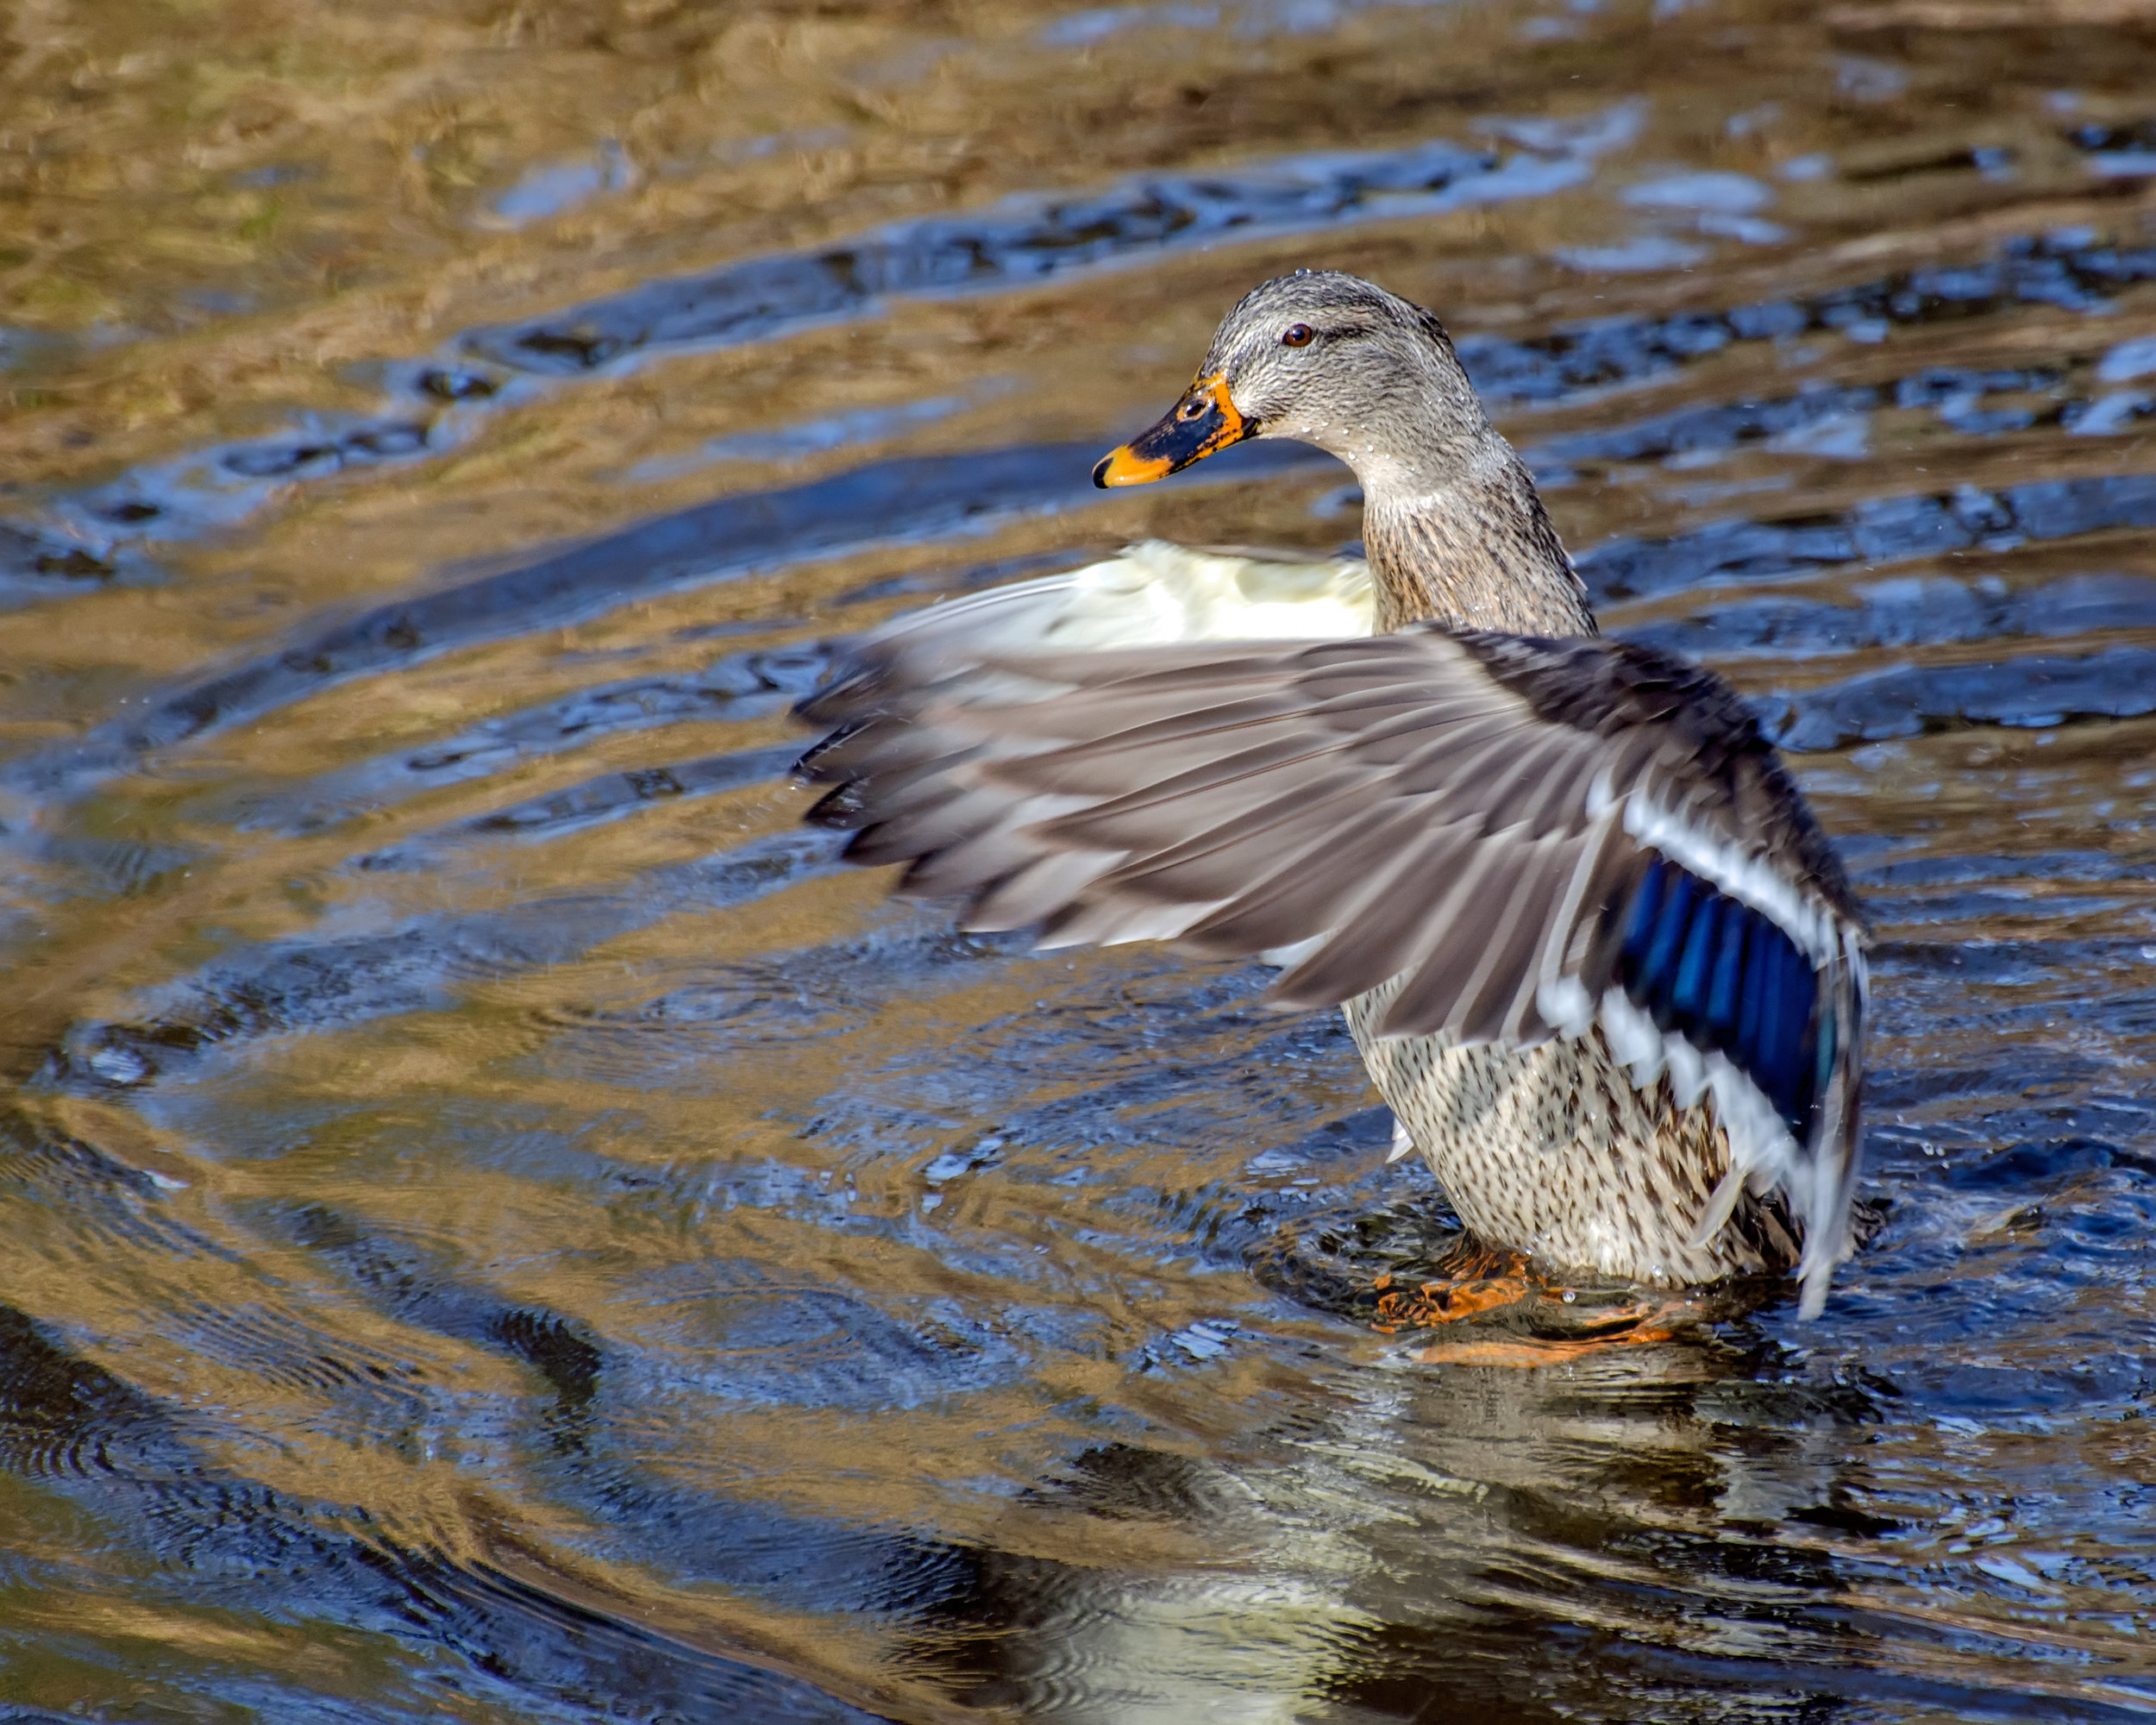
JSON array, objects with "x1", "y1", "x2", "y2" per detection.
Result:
[{"x1": 1092, "y1": 374, "x2": 1250, "y2": 487}]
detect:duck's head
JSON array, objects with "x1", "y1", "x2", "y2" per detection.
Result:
[{"x1": 1092, "y1": 270, "x2": 1492, "y2": 494}]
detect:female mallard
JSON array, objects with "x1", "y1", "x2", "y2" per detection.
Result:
[{"x1": 795, "y1": 271, "x2": 1868, "y2": 1319}]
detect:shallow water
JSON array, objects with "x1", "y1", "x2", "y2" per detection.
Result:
[{"x1": 3, "y1": 1, "x2": 2156, "y2": 1719}]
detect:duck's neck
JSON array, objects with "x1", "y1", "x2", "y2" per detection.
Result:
[{"x1": 1359, "y1": 443, "x2": 1595, "y2": 637}]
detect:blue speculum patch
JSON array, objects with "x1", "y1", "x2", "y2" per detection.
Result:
[{"x1": 1615, "y1": 854, "x2": 1823, "y2": 1134}]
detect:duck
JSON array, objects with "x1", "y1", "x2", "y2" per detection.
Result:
[{"x1": 793, "y1": 270, "x2": 1869, "y2": 1320}]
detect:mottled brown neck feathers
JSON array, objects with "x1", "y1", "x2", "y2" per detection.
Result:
[{"x1": 1361, "y1": 448, "x2": 1595, "y2": 637}]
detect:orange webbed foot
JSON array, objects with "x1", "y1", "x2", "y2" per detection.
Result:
[
  {"x1": 1364, "y1": 1244, "x2": 1697, "y2": 1365},
  {"x1": 1369, "y1": 1266, "x2": 1537, "y2": 1332}
]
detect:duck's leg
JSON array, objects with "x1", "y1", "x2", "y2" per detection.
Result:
[
  {"x1": 1371, "y1": 1125, "x2": 1539, "y2": 1323},
  {"x1": 1368, "y1": 1239, "x2": 1696, "y2": 1361},
  {"x1": 1368, "y1": 1239, "x2": 1540, "y2": 1333}
]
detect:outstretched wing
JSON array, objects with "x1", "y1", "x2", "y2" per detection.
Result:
[
  {"x1": 837, "y1": 538, "x2": 1373, "y2": 671},
  {"x1": 797, "y1": 612, "x2": 1867, "y2": 1314}
]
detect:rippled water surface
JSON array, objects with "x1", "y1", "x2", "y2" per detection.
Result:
[{"x1": 4, "y1": 2, "x2": 2156, "y2": 1718}]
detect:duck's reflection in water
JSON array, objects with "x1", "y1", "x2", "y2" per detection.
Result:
[{"x1": 910, "y1": 1325, "x2": 1890, "y2": 1723}]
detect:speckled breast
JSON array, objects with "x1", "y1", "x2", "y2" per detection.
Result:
[{"x1": 1342, "y1": 977, "x2": 1800, "y2": 1288}]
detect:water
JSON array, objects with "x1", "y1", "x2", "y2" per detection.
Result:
[{"x1": 3, "y1": 2, "x2": 2155, "y2": 1718}]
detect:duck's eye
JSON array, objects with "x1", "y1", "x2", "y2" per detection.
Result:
[{"x1": 1281, "y1": 323, "x2": 1315, "y2": 348}]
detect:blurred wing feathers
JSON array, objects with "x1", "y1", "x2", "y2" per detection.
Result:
[
  {"x1": 815, "y1": 617, "x2": 1664, "y2": 1045},
  {"x1": 797, "y1": 605, "x2": 1860, "y2": 1064}
]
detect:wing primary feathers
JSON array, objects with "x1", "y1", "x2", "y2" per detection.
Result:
[
  {"x1": 1076, "y1": 771, "x2": 1388, "y2": 907},
  {"x1": 965, "y1": 846, "x2": 1127, "y2": 932},
  {"x1": 1177, "y1": 802, "x2": 1444, "y2": 959},
  {"x1": 1367, "y1": 843, "x2": 1514, "y2": 1038},
  {"x1": 1445, "y1": 831, "x2": 1581, "y2": 1045},
  {"x1": 1266, "y1": 820, "x2": 1482, "y2": 1009},
  {"x1": 1022, "y1": 733, "x2": 1351, "y2": 831}
]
